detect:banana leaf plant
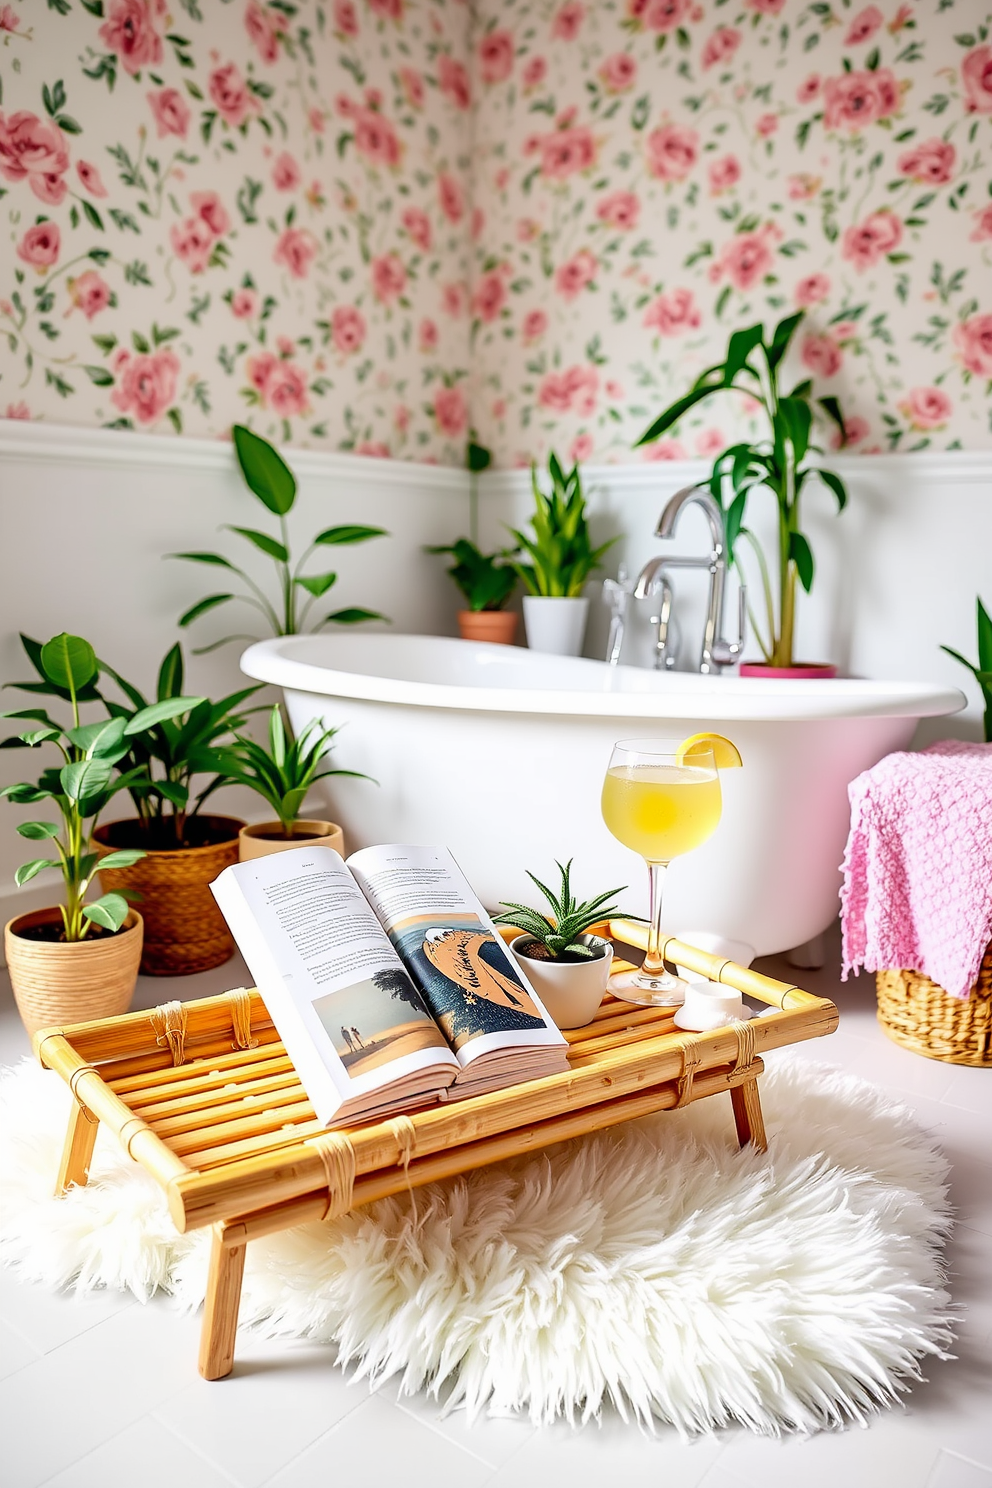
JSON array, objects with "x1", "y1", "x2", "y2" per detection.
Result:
[
  {"x1": 169, "y1": 425, "x2": 389, "y2": 653},
  {"x1": 509, "y1": 454, "x2": 616, "y2": 598},
  {"x1": 0, "y1": 634, "x2": 192, "y2": 939},
  {"x1": 637, "y1": 311, "x2": 849, "y2": 669},
  {"x1": 224, "y1": 704, "x2": 367, "y2": 838},
  {"x1": 942, "y1": 598, "x2": 992, "y2": 742},
  {"x1": 99, "y1": 643, "x2": 261, "y2": 849}
]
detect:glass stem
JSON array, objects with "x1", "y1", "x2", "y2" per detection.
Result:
[{"x1": 640, "y1": 859, "x2": 670, "y2": 977}]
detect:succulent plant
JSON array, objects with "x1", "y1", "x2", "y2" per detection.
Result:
[{"x1": 493, "y1": 859, "x2": 636, "y2": 961}]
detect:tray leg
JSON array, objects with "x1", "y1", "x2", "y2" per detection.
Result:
[
  {"x1": 56, "y1": 1100, "x2": 99, "y2": 1196},
  {"x1": 198, "y1": 1224, "x2": 247, "y2": 1381},
  {"x1": 731, "y1": 1074, "x2": 767, "y2": 1152}
]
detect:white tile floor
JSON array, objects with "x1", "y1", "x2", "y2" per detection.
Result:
[{"x1": 1, "y1": 927, "x2": 991, "y2": 1488}]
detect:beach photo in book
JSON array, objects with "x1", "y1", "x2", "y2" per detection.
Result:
[{"x1": 211, "y1": 844, "x2": 568, "y2": 1128}]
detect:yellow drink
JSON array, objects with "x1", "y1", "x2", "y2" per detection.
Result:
[{"x1": 601, "y1": 764, "x2": 722, "y2": 860}]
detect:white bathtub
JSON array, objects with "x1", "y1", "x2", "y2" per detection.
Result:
[{"x1": 240, "y1": 635, "x2": 964, "y2": 960}]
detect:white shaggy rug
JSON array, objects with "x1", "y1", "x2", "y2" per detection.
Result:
[{"x1": 0, "y1": 1057, "x2": 954, "y2": 1437}]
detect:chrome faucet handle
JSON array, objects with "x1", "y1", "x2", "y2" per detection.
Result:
[
  {"x1": 711, "y1": 585, "x2": 747, "y2": 668},
  {"x1": 602, "y1": 564, "x2": 633, "y2": 666}
]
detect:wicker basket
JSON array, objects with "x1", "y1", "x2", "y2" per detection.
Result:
[
  {"x1": 95, "y1": 816, "x2": 242, "y2": 977},
  {"x1": 4, "y1": 908, "x2": 143, "y2": 1037},
  {"x1": 876, "y1": 945, "x2": 992, "y2": 1067}
]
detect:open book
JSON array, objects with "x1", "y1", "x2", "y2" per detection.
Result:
[{"x1": 210, "y1": 844, "x2": 569, "y2": 1127}]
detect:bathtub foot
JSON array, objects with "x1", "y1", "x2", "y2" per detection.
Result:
[{"x1": 786, "y1": 933, "x2": 826, "y2": 970}]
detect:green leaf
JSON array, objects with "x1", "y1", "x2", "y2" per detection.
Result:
[
  {"x1": 467, "y1": 441, "x2": 492, "y2": 474},
  {"x1": 16, "y1": 821, "x2": 61, "y2": 840},
  {"x1": 725, "y1": 324, "x2": 763, "y2": 385},
  {"x1": 232, "y1": 424, "x2": 296, "y2": 515},
  {"x1": 157, "y1": 643, "x2": 184, "y2": 702},
  {"x1": 818, "y1": 468, "x2": 848, "y2": 512},
  {"x1": 313, "y1": 524, "x2": 388, "y2": 546},
  {"x1": 168, "y1": 550, "x2": 238, "y2": 568},
  {"x1": 225, "y1": 526, "x2": 289, "y2": 562},
  {"x1": 123, "y1": 696, "x2": 205, "y2": 734},
  {"x1": 789, "y1": 531, "x2": 815, "y2": 593},
  {"x1": 94, "y1": 850, "x2": 146, "y2": 871},
  {"x1": 295, "y1": 571, "x2": 337, "y2": 597},
  {"x1": 40, "y1": 633, "x2": 97, "y2": 693},
  {"x1": 767, "y1": 311, "x2": 805, "y2": 370},
  {"x1": 179, "y1": 594, "x2": 234, "y2": 626},
  {"x1": 15, "y1": 858, "x2": 57, "y2": 886},
  {"x1": 818, "y1": 395, "x2": 846, "y2": 442},
  {"x1": 60, "y1": 757, "x2": 113, "y2": 802},
  {"x1": 977, "y1": 598, "x2": 992, "y2": 672},
  {"x1": 636, "y1": 372, "x2": 727, "y2": 445},
  {"x1": 84, "y1": 364, "x2": 114, "y2": 386},
  {"x1": 82, "y1": 893, "x2": 130, "y2": 932},
  {"x1": 323, "y1": 607, "x2": 386, "y2": 625}
]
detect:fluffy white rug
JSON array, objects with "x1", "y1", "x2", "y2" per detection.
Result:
[{"x1": 0, "y1": 1056, "x2": 954, "y2": 1437}]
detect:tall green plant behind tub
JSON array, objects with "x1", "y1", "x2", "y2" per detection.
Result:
[
  {"x1": 637, "y1": 311, "x2": 849, "y2": 669},
  {"x1": 0, "y1": 634, "x2": 190, "y2": 939},
  {"x1": 942, "y1": 598, "x2": 992, "y2": 742},
  {"x1": 170, "y1": 426, "x2": 389, "y2": 652}
]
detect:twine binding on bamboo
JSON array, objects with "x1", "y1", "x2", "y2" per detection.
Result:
[
  {"x1": 68, "y1": 1064, "x2": 97, "y2": 1104},
  {"x1": 225, "y1": 988, "x2": 258, "y2": 1051},
  {"x1": 731, "y1": 1019, "x2": 756, "y2": 1076},
  {"x1": 389, "y1": 1114, "x2": 419, "y2": 1212},
  {"x1": 675, "y1": 1035, "x2": 701, "y2": 1107},
  {"x1": 309, "y1": 1131, "x2": 357, "y2": 1220},
  {"x1": 150, "y1": 1002, "x2": 188, "y2": 1066}
]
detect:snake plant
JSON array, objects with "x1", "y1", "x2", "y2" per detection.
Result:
[{"x1": 493, "y1": 859, "x2": 635, "y2": 961}]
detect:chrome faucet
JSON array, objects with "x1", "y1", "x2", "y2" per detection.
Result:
[
  {"x1": 631, "y1": 561, "x2": 677, "y2": 670},
  {"x1": 634, "y1": 484, "x2": 745, "y2": 674},
  {"x1": 602, "y1": 564, "x2": 633, "y2": 665}
]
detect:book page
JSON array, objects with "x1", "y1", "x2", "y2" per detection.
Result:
[
  {"x1": 347, "y1": 845, "x2": 566, "y2": 1066},
  {"x1": 211, "y1": 849, "x2": 458, "y2": 1121}
]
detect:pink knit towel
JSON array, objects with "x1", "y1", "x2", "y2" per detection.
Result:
[{"x1": 841, "y1": 740, "x2": 992, "y2": 999}]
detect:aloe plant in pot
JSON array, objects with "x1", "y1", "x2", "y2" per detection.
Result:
[
  {"x1": 0, "y1": 633, "x2": 187, "y2": 1034},
  {"x1": 428, "y1": 538, "x2": 519, "y2": 644},
  {"x1": 224, "y1": 703, "x2": 366, "y2": 861},
  {"x1": 492, "y1": 861, "x2": 635, "y2": 1028},
  {"x1": 510, "y1": 455, "x2": 616, "y2": 657},
  {"x1": 637, "y1": 311, "x2": 849, "y2": 676}
]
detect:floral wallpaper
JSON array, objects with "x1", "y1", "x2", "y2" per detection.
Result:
[
  {"x1": 470, "y1": 0, "x2": 992, "y2": 464},
  {"x1": 0, "y1": 0, "x2": 474, "y2": 458},
  {"x1": 1, "y1": 0, "x2": 990, "y2": 465}
]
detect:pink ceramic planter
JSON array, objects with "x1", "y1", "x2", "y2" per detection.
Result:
[{"x1": 739, "y1": 662, "x2": 838, "y2": 680}]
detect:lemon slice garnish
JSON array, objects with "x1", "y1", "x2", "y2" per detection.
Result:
[{"x1": 677, "y1": 732, "x2": 743, "y2": 768}]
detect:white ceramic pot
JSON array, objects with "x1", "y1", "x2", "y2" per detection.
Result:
[
  {"x1": 522, "y1": 595, "x2": 589, "y2": 656},
  {"x1": 509, "y1": 933, "x2": 612, "y2": 1029}
]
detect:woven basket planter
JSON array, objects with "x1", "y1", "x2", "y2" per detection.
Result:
[
  {"x1": 875, "y1": 944, "x2": 992, "y2": 1067},
  {"x1": 4, "y1": 908, "x2": 143, "y2": 1038},
  {"x1": 95, "y1": 816, "x2": 243, "y2": 977}
]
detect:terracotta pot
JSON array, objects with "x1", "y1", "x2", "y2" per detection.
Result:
[
  {"x1": 94, "y1": 815, "x2": 243, "y2": 977},
  {"x1": 739, "y1": 662, "x2": 838, "y2": 680},
  {"x1": 239, "y1": 820, "x2": 346, "y2": 862},
  {"x1": 508, "y1": 933, "x2": 612, "y2": 1029},
  {"x1": 4, "y1": 907, "x2": 143, "y2": 1039},
  {"x1": 457, "y1": 610, "x2": 518, "y2": 645}
]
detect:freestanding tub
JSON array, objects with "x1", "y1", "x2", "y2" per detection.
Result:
[{"x1": 240, "y1": 635, "x2": 964, "y2": 960}]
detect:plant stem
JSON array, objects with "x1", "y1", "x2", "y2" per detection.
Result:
[{"x1": 280, "y1": 515, "x2": 294, "y2": 634}]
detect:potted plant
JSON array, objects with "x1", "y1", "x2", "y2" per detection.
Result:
[
  {"x1": 224, "y1": 703, "x2": 361, "y2": 860},
  {"x1": 942, "y1": 598, "x2": 991, "y2": 741},
  {"x1": 510, "y1": 454, "x2": 616, "y2": 656},
  {"x1": 637, "y1": 311, "x2": 849, "y2": 677},
  {"x1": 0, "y1": 633, "x2": 184, "y2": 1034},
  {"x1": 169, "y1": 425, "x2": 388, "y2": 652},
  {"x1": 93, "y1": 644, "x2": 261, "y2": 975},
  {"x1": 428, "y1": 538, "x2": 519, "y2": 644},
  {"x1": 492, "y1": 860, "x2": 635, "y2": 1028}
]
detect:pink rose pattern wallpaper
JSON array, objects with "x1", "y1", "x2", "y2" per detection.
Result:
[
  {"x1": 0, "y1": 0, "x2": 474, "y2": 459},
  {"x1": 470, "y1": 0, "x2": 992, "y2": 463},
  {"x1": 0, "y1": 0, "x2": 989, "y2": 465}
]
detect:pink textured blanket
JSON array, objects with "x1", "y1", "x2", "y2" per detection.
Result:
[{"x1": 841, "y1": 741, "x2": 992, "y2": 998}]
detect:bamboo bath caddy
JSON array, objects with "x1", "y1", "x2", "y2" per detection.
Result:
[{"x1": 34, "y1": 931, "x2": 838, "y2": 1381}]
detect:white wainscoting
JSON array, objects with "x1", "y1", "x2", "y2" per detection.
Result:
[
  {"x1": 0, "y1": 421, "x2": 471, "y2": 927},
  {"x1": 0, "y1": 423, "x2": 988, "y2": 934}
]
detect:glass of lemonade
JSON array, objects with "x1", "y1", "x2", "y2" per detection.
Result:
[{"x1": 601, "y1": 738, "x2": 721, "y2": 1006}]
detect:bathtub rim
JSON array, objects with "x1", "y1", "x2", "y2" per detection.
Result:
[{"x1": 240, "y1": 636, "x2": 965, "y2": 724}]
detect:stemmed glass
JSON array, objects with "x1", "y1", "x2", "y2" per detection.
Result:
[{"x1": 600, "y1": 738, "x2": 722, "y2": 1006}]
